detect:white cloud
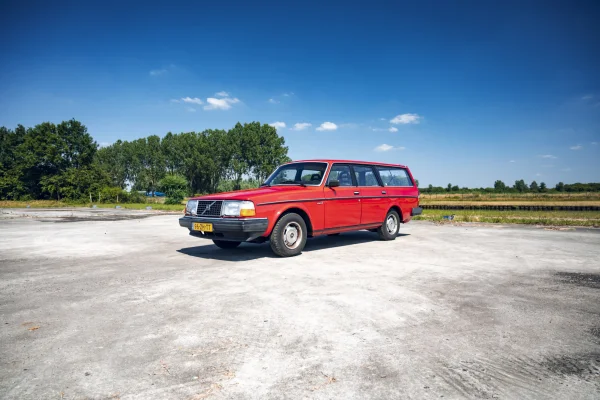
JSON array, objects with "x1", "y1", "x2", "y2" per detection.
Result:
[
  {"x1": 269, "y1": 122, "x2": 286, "y2": 129},
  {"x1": 316, "y1": 122, "x2": 338, "y2": 131},
  {"x1": 282, "y1": 92, "x2": 294, "y2": 97},
  {"x1": 390, "y1": 113, "x2": 421, "y2": 124},
  {"x1": 291, "y1": 122, "x2": 312, "y2": 131},
  {"x1": 149, "y1": 69, "x2": 167, "y2": 76},
  {"x1": 181, "y1": 97, "x2": 203, "y2": 105},
  {"x1": 570, "y1": 145, "x2": 583, "y2": 150},
  {"x1": 379, "y1": 117, "x2": 387, "y2": 121},
  {"x1": 268, "y1": 98, "x2": 279, "y2": 104},
  {"x1": 592, "y1": 142, "x2": 598, "y2": 145},
  {"x1": 186, "y1": 107, "x2": 196, "y2": 112},
  {"x1": 99, "y1": 142, "x2": 111, "y2": 148},
  {"x1": 170, "y1": 99, "x2": 181, "y2": 103},
  {"x1": 389, "y1": 127, "x2": 398, "y2": 132},
  {"x1": 539, "y1": 154, "x2": 557, "y2": 159},
  {"x1": 215, "y1": 91, "x2": 229, "y2": 97},
  {"x1": 509, "y1": 160, "x2": 516, "y2": 163},
  {"x1": 374, "y1": 144, "x2": 405, "y2": 152},
  {"x1": 582, "y1": 94, "x2": 593, "y2": 100},
  {"x1": 204, "y1": 96, "x2": 240, "y2": 110}
]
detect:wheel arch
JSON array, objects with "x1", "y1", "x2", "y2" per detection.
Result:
[
  {"x1": 388, "y1": 205, "x2": 403, "y2": 221},
  {"x1": 275, "y1": 207, "x2": 314, "y2": 236}
]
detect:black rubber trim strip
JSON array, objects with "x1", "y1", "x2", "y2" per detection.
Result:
[
  {"x1": 312, "y1": 222, "x2": 382, "y2": 236},
  {"x1": 257, "y1": 195, "x2": 418, "y2": 206},
  {"x1": 411, "y1": 207, "x2": 423, "y2": 216}
]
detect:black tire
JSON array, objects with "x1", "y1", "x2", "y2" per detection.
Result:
[
  {"x1": 270, "y1": 213, "x2": 308, "y2": 257},
  {"x1": 212, "y1": 240, "x2": 241, "y2": 249},
  {"x1": 377, "y1": 210, "x2": 400, "y2": 240}
]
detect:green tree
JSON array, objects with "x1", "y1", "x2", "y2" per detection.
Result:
[
  {"x1": 529, "y1": 180, "x2": 539, "y2": 192},
  {"x1": 447, "y1": 183, "x2": 452, "y2": 192},
  {"x1": 540, "y1": 182, "x2": 547, "y2": 192},
  {"x1": 17, "y1": 120, "x2": 98, "y2": 199},
  {"x1": 494, "y1": 180, "x2": 506, "y2": 191},
  {"x1": 556, "y1": 181, "x2": 564, "y2": 192},
  {"x1": 513, "y1": 179, "x2": 528, "y2": 193}
]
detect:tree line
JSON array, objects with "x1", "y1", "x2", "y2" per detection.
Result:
[
  {"x1": 420, "y1": 179, "x2": 600, "y2": 194},
  {"x1": 0, "y1": 119, "x2": 290, "y2": 202}
]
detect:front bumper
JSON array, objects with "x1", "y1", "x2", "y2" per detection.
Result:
[
  {"x1": 179, "y1": 216, "x2": 269, "y2": 242},
  {"x1": 411, "y1": 207, "x2": 423, "y2": 216}
]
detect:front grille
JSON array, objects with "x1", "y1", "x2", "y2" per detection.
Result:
[{"x1": 196, "y1": 200, "x2": 223, "y2": 217}]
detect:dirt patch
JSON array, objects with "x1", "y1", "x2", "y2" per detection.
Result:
[
  {"x1": 39, "y1": 215, "x2": 154, "y2": 223},
  {"x1": 541, "y1": 353, "x2": 600, "y2": 380},
  {"x1": 555, "y1": 272, "x2": 600, "y2": 289}
]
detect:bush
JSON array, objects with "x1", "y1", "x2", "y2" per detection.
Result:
[
  {"x1": 99, "y1": 186, "x2": 130, "y2": 203},
  {"x1": 158, "y1": 175, "x2": 188, "y2": 197},
  {"x1": 164, "y1": 189, "x2": 186, "y2": 205}
]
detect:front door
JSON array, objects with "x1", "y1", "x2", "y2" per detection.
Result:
[{"x1": 324, "y1": 164, "x2": 361, "y2": 229}]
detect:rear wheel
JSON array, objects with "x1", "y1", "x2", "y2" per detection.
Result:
[
  {"x1": 377, "y1": 210, "x2": 400, "y2": 240},
  {"x1": 212, "y1": 240, "x2": 241, "y2": 249},
  {"x1": 270, "y1": 213, "x2": 307, "y2": 257}
]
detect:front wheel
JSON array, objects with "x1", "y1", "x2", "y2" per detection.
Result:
[
  {"x1": 270, "y1": 213, "x2": 307, "y2": 257},
  {"x1": 212, "y1": 240, "x2": 241, "y2": 249},
  {"x1": 377, "y1": 210, "x2": 400, "y2": 240}
]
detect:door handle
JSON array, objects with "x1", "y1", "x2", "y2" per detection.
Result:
[
  {"x1": 381, "y1": 190, "x2": 387, "y2": 194},
  {"x1": 354, "y1": 191, "x2": 360, "y2": 195}
]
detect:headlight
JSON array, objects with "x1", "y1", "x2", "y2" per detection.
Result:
[
  {"x1": 185, "y1": 200, "x2": 198, "y2": 215},
  {"x1": 222, "y1": 200, "x2": 256, "y2": 217}
]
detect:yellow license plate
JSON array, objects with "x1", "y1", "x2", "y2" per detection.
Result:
[{"x1": 192, "y1": 222, "x2": 213, "y2": 232}]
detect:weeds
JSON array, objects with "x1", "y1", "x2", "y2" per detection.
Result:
[{"x1": 413, "y1": 209, "x2": 600, "y2": 227}]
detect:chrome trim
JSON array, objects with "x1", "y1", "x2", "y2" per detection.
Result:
[
  {"x1": 256, "y1": 195, "x2": 418, "y2": 206},
  {"x1": 264, "y1": 162, "x2": 330, "y2": 187}
]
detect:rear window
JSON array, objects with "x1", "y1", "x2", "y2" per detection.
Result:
[{"x1": 376, "y1": 167, "x2": 413, "y2": 187}]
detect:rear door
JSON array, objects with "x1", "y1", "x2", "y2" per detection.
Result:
[
  {"x1": 351, "y1": 164, "x2": 388, "y2": 224},
  {"x1": 323, "y1": 164, "x2": 361, "y2": 229}
]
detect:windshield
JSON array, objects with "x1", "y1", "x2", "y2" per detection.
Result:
[{"x1": 264, "y1": 162, "x2": 328, "y2": 186}]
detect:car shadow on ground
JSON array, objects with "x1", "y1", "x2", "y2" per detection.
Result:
[{"x1": 177, "y1": 231, "x2": 410, "y2": 261}]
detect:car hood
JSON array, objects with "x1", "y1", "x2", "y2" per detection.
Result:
[{"x1": 191, "y1": 185, "x2": 316, "y2": 202}]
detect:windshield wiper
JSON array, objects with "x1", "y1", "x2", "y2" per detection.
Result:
[
  {"x1": 280, "y1": 180, "x2": 306, "y2": 187},
  {"x1": 260, "y1": 182, "x2": 271, "y2": 187}
]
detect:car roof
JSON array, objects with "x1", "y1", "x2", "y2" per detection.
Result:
[{"x1": 288, "y1": 159, "x2": 408, "y2": 169}]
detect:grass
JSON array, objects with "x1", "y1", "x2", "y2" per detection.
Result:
[
  {"x1": 420, "y1": 192, "x2": 600, "y2": 205},
  {"x1": 413, "y1": 209, "x2": 600, "y2": 227},
  {"x1": 0, "y1": 200, "x2": 185, "y2": 212},
  {"x1": 420, "y1": 200, "x2": 600, "y2": 206}
]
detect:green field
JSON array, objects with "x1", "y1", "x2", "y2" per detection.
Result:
[
  {"x1": 0, "y1": 200, "x2": 184, "y2": 212},
  {"x1": 413, "y1": 209, "x2": 600, "y2": 227}
]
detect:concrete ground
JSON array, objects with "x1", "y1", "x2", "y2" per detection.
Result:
[{"x1": 0, "y1": 208, "x2": 599, "y2": 399}]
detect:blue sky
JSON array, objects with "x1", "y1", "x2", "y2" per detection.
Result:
[{"x1": 1, "y1": 0, "x2": 599, "y2": 187}]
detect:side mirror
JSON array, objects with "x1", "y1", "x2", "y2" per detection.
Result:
[{"x1": 328, "y1": 180, "x2": 340, "y2": 188}]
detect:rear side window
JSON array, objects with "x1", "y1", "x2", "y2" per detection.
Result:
[
  {"x1": 327, "y1": 164, "x2": 354, "y2": 186},
  {"x1": 352, "y1": 165, "x2": 379, "y2": 186},
  {"x1": 377, "y1": 167, "x2": 413, "y2": 187}
]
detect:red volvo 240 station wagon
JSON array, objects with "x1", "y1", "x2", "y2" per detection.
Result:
[{"x1": 179, "y1": 160, "x2": 422, "y2": 257}]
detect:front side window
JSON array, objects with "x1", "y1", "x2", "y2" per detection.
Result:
[
  {"x1": 377, "y1": 167, "x2": 413, "y2": 186},
  {"x1": 265, "y1": 162, "x2": 327, "y2": 186},
  {"x1": 327, "y1": 164, "x2": 354, "y2": 186},
  {"x1": 352, "y1": 165, "x2": 379, "y2": 186}
]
